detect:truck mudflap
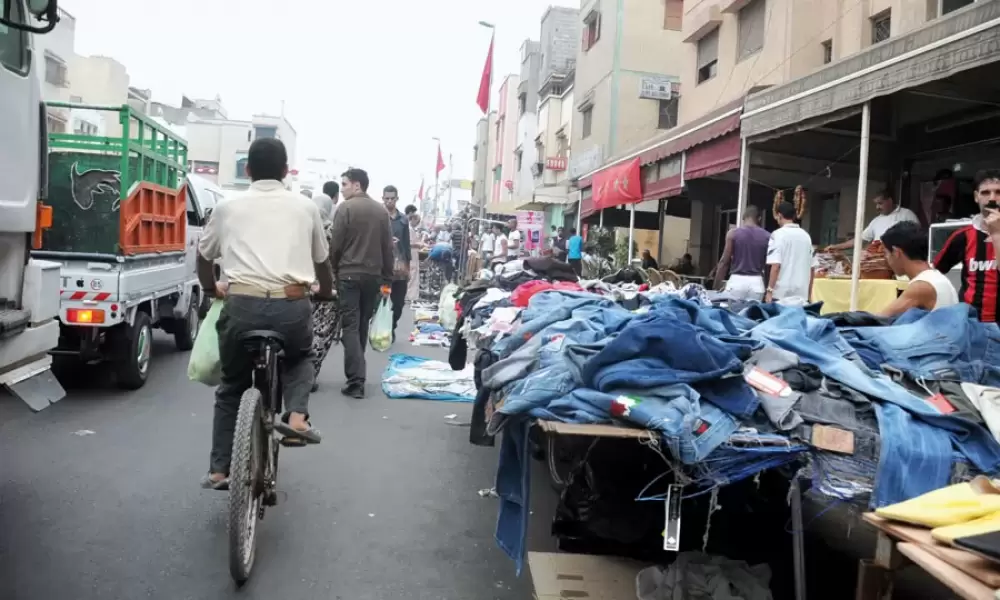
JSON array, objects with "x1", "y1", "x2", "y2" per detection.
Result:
[{"x1": 0, "y1": 355, "x2": 65, "y2": 412}]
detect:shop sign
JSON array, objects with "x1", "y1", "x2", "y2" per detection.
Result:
[
  {"x1": 569, "y1": 145, "x2": 604, "y2": 179},
  {"x1": 545, "y1": 157, "x2": 567, "y2": 171}
]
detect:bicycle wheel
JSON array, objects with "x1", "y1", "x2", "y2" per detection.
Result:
[{"x1": 229, "y1": 387, "x2": 264, "y2": 585}]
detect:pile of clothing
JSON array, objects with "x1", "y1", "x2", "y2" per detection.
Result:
[{"x1": 452, "y1": 265, "x2": 1000, "y2": 571}]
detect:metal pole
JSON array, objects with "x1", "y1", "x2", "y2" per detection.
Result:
[
  {"x1": 735, "y1": 137, "x2": 750, "y2": 226},
  {"x1": 599, "y1": 209, "x2": 604, "y2": 228},
  {"x1": 627, "y1": 203, "x2": 636, "y2": 264},
  {"x1": 849, "y1": 102, "x2": 871, "y2": 311},
  {"x1": 576, "y1": 197, "x2": 582, "y2": 232},
  {"x1": 479, "y1": 30, "x2": 494, "y2": 221}
]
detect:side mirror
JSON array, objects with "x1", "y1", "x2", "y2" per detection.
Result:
[
  {"x1": 26, "y1": 0, "x2": 54, "y2": 18},
  {"x1": 2, "y1": 0, "x2": 59, "y2": 33}
]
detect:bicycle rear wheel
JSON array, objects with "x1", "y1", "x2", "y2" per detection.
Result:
[{"x1": 229, "y1": 387, "x2": 264, "y2": 585}]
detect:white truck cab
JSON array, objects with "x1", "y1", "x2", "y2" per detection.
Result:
[{"x1": 0, "y1": 0, "x2": 65, "y2": 410}]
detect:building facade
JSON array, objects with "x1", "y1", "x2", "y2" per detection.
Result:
[
  {"x1": 514, "y1": 40, "x2": 542, "y2": 205},
  {"x1": 490, "y1": 74, "x2": 521, "y2": 209},
  {"x1": 569, "y1": 0, "x2": 685, "y2": 179},
  {"x1": 181, "y1": 113, "x2": 297, "y2": 190},
  {"x1": 472, "y1": 112, "x2": 498, "y2": 209}
]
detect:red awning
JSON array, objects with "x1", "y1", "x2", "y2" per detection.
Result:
[
  {"x1": 580, "y1": 195, "x2": 596, "y2": 219},
  {"x1": 637, "y1": 102, "x2": 741, "y2": 166},
  {"x1": 683, "y1": 131, "x2": 741, "y2": 180},
  {"x1": 642, "y1": 174, "x2": 683, "y2": 201},
  {"x1": 592, "y1": 157, "x2": 642, "y2": 210}
]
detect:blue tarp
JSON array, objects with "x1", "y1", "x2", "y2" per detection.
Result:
[{"x1": 381, "y1": 353, "x2": 475, "y2": 402}]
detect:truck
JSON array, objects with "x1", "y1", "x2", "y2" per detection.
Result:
[
  {"x1": 0, "y1": 0, "x2": 66, "y2": 411},
  {"x1": 32, "y1": 102, "x2": 210, "y2": 390}
]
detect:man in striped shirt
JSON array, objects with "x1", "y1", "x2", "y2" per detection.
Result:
[{"x1": 934, "y1": 169, "x2": 1000, "y2": 322}]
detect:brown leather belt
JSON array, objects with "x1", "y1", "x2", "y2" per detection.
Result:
[{"x1": 228, "y1": 283, "x2": 309, "y2": 299}]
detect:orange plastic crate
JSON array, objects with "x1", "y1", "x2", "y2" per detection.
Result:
[{"x1": 118, "y1": 182, "x2": 187, "y2": 255}]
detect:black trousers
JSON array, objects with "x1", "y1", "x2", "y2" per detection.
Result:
[
  {"x1": 390, "y1": 279, "x2": 407, "y2": 334},
  {"x1": 338, "y1": 274, "x2": 381, "y2": 387},
  {"x1": 568, "y1": 258, "x2": 583, "y2": 276}
]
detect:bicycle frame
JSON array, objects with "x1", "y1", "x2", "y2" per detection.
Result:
[{"x1": 249, "y1": 340, "x2": 283, "y2": 507}]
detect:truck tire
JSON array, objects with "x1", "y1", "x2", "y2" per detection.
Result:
[
  {"x1": 174, "y1": 296, "x2": 199, "y2": 352},
  {"x1": 115, "y1": 312, "x2": 153, "y2": 390}
]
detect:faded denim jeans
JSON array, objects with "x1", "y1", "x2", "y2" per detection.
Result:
[{"x1": 211, "y1": 294, "x2": 313, "y2": 475}]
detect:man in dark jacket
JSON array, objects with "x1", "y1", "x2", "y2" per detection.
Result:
[
  {"x1": 382, "y1": 185, "x2": 410, "y2": 341},
  {"x1": 329, "y1": 168, "x2": 394, "y2": 398}
]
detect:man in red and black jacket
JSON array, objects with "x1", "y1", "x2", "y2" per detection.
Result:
[{"x1": 934, "y1": 169, "x2": 1000, "y2": 322}]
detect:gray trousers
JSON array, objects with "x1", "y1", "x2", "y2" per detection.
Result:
[
  {"x1": 338, "y1": 274, "x2": 381, "y2": 387},
  {"x1": 210, "y1": 294, "x2": 313, "y2": 474}
]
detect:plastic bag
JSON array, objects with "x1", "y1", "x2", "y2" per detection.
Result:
[
  {"x1": 187, "y1": 299, "x2": 223, "y2": 386},
  {"x1": 369, "y1": 295, "x2": 393, "y2": 352},
  {"x1": 438, "y1": 283, "x2": 459, "y2": 331}
]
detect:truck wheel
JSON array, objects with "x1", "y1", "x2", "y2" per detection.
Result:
[
  {"x1": 174, "y1": 297, "x2": 199, "y2": 351},
  {"x1": 115, "y1": 312, "x2": 153, "y2": 390}
]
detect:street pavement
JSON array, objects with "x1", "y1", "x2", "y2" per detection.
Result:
[{"x1": 0, "y1": 311, "x2": 541, "y2": 600}]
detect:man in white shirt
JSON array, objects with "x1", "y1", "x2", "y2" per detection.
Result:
[
  {"x1": 878, "y1": 221, "x2": 957, "y2": 317},
  {"x1": 197, "y1": 138, "x2": 334, "y2": 490},
  {"x1": 765, "y1": 201, "x2": 814, "y2": 303},
  {"x1": 507, "y1": 218, "x2": 522, "y2": 258},
  {"x1": 479, "y1": 227, "x2": 495, "y2": 263},
  {"x1": 824, "y1": 190, "x2": 919, "y2": 252},
  {"x1": 491, "y1": 222, "x2": 508, "y2": 268},
  {"x1": 435, "y1": 226, "x2": 452, "y2": 244}
]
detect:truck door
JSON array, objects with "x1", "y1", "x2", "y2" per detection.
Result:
[{"x1": 0, "y1": 0, "x2": 39, "y2": 235}]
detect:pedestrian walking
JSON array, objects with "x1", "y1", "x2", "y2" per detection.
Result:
[
  {"x1": 765, "y1": 202, "x2": 814, "y2": 303},
  {"x1": 405, "y1": 206, "x2": 422, "y2": 302},
  {"x1": 329, "y1": 168, "x2": 394, "y2": 399},
  {"x1": 566, "y1": 228, "x2": 583, "y2": 275},
  {"x1": 382, "y1": 185, "x2": 410, "y2": 341},
  {"x1": 309, "y1": 191, "x2": 340, "y2": 392}
]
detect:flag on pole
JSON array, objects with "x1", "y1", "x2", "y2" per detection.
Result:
[
  {"x1": 418, "y1": 179, "x2": 424, "y2": 200},
  {"x1": 476, "y1": 35, "x2": 494, "y2": 114},
  {"x1": 436, "y1": 144, "x2": 446, "y2": 175}
]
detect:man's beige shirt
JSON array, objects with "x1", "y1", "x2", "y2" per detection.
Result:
[{"x1": 198, "y1": 180, "x2": 329, "y2": 289}]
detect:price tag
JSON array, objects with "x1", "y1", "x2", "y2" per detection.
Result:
[
  {"x1": 927, "y1": 393, "x2": 956, "y2": 414},
  {"x1": 744, "y1": 366, "x2": 792, "y2": 397},
  {"x1": 663, "y1": 484, "x2": 683, "y2": 552}
]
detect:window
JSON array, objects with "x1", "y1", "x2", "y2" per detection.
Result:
[
  {"x1": 234, "y1": 153, "x2": 249, "y2": 181},
  {"x1": 0, "y1": 0, "x2": 28, "y2": 73},
  {"x1": 582, "y1": 10, "x2": 601, "y2": 51},
  {"x1": 556, "y1": 133, "x2": 569, "y2": 157},
  {"x1": 581, "y1": 107, "x2": 593, "y2": 139},
  {"x1": 871, "y1": 11, "x2": 891, "y2": 44},
  {"x1": 74, "y1": 121, "x2": 98, "y2": 135},
  {"x1": 940, "y1": 0, "x2": 975, "y2": 16},
  {"x1": 44, "y1": 55, "x2": 68, "y2": 87},
  {"x1": 515, "y1": 149, "x2": 523, "y2": 172},
  {"x1": 736, "y1": 0, "x2": 766, "y2": 61},
  {"x1": 696, "y1": 29, "x2": 719, "y2": 84},
  {"x1": 657, "y1": 97, "x2": 679, "y2": 130},
  {"x1": 821, "y1": 39, "x2": 833, "y2": 64},
  {"x1": 663, "y1": 0, "x2": 683, "y2": 31},
  {"x1": 254, "y1": 126, "x2": 277, "y2": 139},
  {"x1": 517, "y1": 93, "x2": 526, "y2": 116}
]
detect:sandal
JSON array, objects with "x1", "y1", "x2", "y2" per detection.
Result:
[
  {"x1": 274, "y1": 415, "x2": 322, "y2": 446},
  {"x1": 200, "y1": 473, "x2": 230, "y2": 491}
]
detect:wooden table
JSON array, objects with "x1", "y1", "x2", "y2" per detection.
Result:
[{"x1": 857, "y1": 513, "x2": 1000, "y2": 599}]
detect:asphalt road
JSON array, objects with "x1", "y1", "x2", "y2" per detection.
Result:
[{"x1": 0, "y1": 313, "x2": 535, "y2": 600}]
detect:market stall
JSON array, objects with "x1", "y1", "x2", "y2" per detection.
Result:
[{"x1": 450, "y1": 257, "x2": 1000, "y2": 598}]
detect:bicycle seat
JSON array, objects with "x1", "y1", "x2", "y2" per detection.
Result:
[{"x1": 239, "y1": 330, "x2": 286, "y2": 350}]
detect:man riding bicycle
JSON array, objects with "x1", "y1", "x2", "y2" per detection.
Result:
[{"x1": 196, "y1": 137, "x2": 335, "y2": 490}]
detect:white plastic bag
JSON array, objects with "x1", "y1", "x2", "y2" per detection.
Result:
[
  {"x1": 369, "y1": 295, "x2": 393, "y2": 352},
  {"x1": 187, "y1": 299, "x2": 223, "y2": 386},
  {"x1": 438, "y1": 283, "x2": 459, "y2": 331}
]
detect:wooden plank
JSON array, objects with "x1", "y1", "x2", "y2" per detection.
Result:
[
  {"x1": 896, "y1": 543, "x2": 996, "y2": 600},
  {"x1": 863, "y1": 513, "x2": 1000, "y2": 587},
  {"x1": 535, "y1": 420, "x2": 651, "y2": 439}
]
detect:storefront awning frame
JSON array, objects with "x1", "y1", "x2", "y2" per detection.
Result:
[{"x1": 741, "y1": 2, "x2": 1000, "y2": 142}]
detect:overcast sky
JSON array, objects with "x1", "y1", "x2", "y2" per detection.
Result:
[{"x1": 62, "y1": 0, "x2": 576, "y2": 199}]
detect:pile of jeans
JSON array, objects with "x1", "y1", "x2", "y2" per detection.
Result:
[{"x1": 474, "y1": 289, "x2": 1000, "y2": 572}]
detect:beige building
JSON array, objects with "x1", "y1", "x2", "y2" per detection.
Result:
[
  {"x1": 183, "y1": 114, "x2": 297, "y2": 190},
  {"x1": 569, "y1": 0, "x2": 685, "y2": 179},
  {"x1": 472, "y1": 111, "x2": 498, "y2": 209},
  {"x1": 489, "y1": 75, "x2": 521, "y2": 210},
  {"x1": 679, "y1": 0, "x2": 977, "y2": 124}
]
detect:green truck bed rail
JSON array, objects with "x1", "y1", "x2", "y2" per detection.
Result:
[{"x1": 42, "y1": 102, "x2": 190, "y2": 255}]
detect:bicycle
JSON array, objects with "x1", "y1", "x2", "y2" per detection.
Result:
[{"x1": 228, "y1": 329, "x2": 285, "y2": 585}]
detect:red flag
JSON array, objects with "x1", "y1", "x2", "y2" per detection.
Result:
[
  {"x1": 418, "y1": 179, "x2": 424, "y2": 200},
  {"x1": 476, "y1": 35, "x2": 494, "y2": 114},
  {"x1": 592, "y1": 158, "x2": 643, "y2": 210},
  {"x1": 436, "y1": 144, "x2": 446, "y2": 175}
]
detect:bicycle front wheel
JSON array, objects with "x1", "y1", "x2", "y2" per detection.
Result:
[{"x1": 229, "y1": 387, "x2": 264, "y2": 585}]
